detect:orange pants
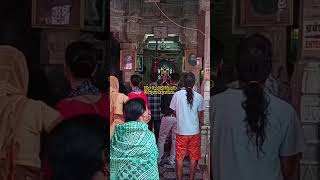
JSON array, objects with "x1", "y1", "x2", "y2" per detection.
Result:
[{"x1": 176, "y1": 134, "x2": 201, "y2": 160}]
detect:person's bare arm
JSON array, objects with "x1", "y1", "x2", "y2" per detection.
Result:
[{"x1": 280, "y1": 153, "x2": 301, "y2": 180}]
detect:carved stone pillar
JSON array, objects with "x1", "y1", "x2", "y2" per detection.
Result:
[
  {"x1": 199, "y1": 0, "x2": 210, "y2": 12},
  {"x1": 110, "y1": 0, "x2": 125, "y2": 33},
  {"x1": 125, "y1": 17, "x2": 141, "y2": 43},
  {"x1": 182, "y1": 0, "x2": 199, "y2": 49},
  {"x1": 124, "y1": 0, "x2": 142, "y2": 43}
]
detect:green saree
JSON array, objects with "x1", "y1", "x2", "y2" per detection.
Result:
[{"x1": 110, "y1": 121, "x2": 159, "y2": 180}]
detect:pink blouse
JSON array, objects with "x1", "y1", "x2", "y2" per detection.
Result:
[{"x1": 56, "y1": 94, "x2": 109, "y2": 120}]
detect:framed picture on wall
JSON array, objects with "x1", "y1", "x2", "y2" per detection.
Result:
[
  {"x1": 81, "y1": 0, "x2": 105, "y2": 32},
  {"x1": 32, "y1": 0, "x2": 82, "y2": 29},
  {"x1": 135, "y1": 54, "x2": 144, "y2": 72},
  {"x1": 232, "y1": 0, "x2": 247, "y2": 34},
  {"x1": 240, "y1": 0, "x2": 293, "y2": 26},
  {"x1": 184, "y1": 49, "x2": 201, "y2": 71},
  {"x1": 120, "y1": 50, "x2": 136, "y2": 71}
]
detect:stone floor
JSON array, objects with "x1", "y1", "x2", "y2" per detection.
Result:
[{"x1": 158, "y1": 151, "x2": 203, "y2": 179}]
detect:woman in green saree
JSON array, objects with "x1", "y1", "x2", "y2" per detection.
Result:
[{"x1": 110, "y1": 98, "x2": 159, "y2": 180}]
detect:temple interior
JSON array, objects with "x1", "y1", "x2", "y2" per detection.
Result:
[{"x1": 1, "y1": 0, "x2": 319, "y2": 179}]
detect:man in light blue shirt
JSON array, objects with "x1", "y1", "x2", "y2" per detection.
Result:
[{"x1": 170, "y1": 72, "x2": 204, "y2": 180}]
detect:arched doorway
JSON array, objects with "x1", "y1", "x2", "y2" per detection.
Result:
[{"x1": 139, "y1": 34, "x2": 184, "y2": 84}]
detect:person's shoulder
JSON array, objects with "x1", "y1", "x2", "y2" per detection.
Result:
[
  {"x1": 172, "y1": 89, "x2": 182, "y2": 97},
  {"x1": 55, "y1": 97, "x2": 89, "y2": 110},
  {"x1": 268, "y1": 93, "x2": 295, "y2": 113},
  {"x1": 175, "y1": 89, "x2": 185, "y2": 94},
  {"x1": 55, "y1": 99, "x2": 72, "y2": 111},
  {"x1": 193, "y1": 91, "x2": 203, "y2": 98},
  {"x1": 118, "y1": 93, "x2": 128, "y2": 98},
  {"x1": 25, "y1": 99, "x2": 60, "y2": 118},
  {"x1": 56, "y1": 98, "x2": 76, "y2": 106},
  {"x1": 211, "y1": 88, "x2": 242, "y2": 106},
  {"x1": 27, "y1": 99, "x2": 52, "y2": 109}
]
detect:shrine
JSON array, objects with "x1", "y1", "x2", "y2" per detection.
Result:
[
  {"x1": 3, "y1": 0, "x2": 319, "y2": 179},
  {"x1": 110, "y1": 0, "x2": 210, "y2": 179}
]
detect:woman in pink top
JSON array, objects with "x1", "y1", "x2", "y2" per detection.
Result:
[
  {"x1": 55, "y1": 41, "x2": 109, "y2": 119},
  {"x1": 128, "y1": 74, "x2": 149, "y2": 109}
]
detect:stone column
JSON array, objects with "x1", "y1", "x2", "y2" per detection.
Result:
[
  {"x1": 110, "y1": 0, "x2": 125, "y2": 33},
  {"x1": 182, "y1": 0, "x2": 198, "y2": 50},
  {"x1": 297, "y1": 1, "x2": 320, "y2": 179},
  {"x1": 198, "y1": 0, "x2": 211, "y2": 179},
  {"x1": 118, "y1": 0, "x2": 142, "y2": 84}
]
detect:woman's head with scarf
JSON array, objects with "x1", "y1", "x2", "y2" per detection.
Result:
[
  {"x1": 0, "y1": 46, "x2": 28, "y2": 96},
  {"x1": 109, "y1": 76, "x2": 119, "y2": 93},
  {"x1": 0, "y1": 46, "x2": 29, "y2": 179},
  {"x1": 109, "y1": 76, "x2": 119, "y2": 108}
]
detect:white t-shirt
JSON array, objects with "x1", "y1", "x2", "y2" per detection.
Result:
[
  {"x1": 211, "y1": 89, "x2": 304, "y2": 180},
  {"x1": 170, "y1": 89, "x2": 204, "y2": 135}
]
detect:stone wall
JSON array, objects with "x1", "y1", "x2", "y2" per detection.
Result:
[{"x1": 110, "y1": 0, "x2": 200, "y2": 51}]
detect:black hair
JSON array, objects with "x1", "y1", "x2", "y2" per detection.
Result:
[
  {"x1": 46, "y1": 114, "x2": 108, "y2": 180},
  {"x1": 123, "y1": 98, "x2": 146, "y2": 122},
  {"x1": 150, "y1": 73, "x2": 158, "y2": 83},
  {"x1": 65, "y1": 41, "x2": 97, "y2": 79},
  {"x1": 171, "y1": 73, "x2": 180, "y2": 83},
  {"x1": 212, "y1": 38, "x2": 224, "y2": 65},
  {"x1": 183, "y1": 72, "x2": 196, "y2": 109},
  {"x1": 212, "y1": 38, "x2": 224, "y2": 82},
  {"x1": 237, "y1": 34, "x2": 272, "y2": 157},
  {"x1": 110, "y1": 66, "x2": 120, "y2": 77},
  {"x1": 130, "y1": 74, "x2": 142, "y2": 87}
]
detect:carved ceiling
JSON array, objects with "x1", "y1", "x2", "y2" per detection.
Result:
[{"x1": 110, "y1": 0, "x2": 203, "y2": 47}]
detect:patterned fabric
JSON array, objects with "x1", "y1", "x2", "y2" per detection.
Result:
[
  {"x1": 131, "y1": 86, "x2": 142, "y2": 93},
  {"x1": 148, "y1": 83, "x2": 161, "y2": 121},
  {"x1": 110, "y1": 121, "x2": 159, "y2": 180},
  {"x1": 176, "y1": 134, "x2": 201, "y2": 160},
  {"x1": 68, "y1": 80, "x2": 100, "y2": 98}
]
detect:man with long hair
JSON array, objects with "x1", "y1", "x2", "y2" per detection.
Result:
[
  {"x1": 211, "y1": 34, "x2": 304, "y2": 180},
  {"x1": 170, "y1": 72, "x2": 204, "y2": 180}
]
